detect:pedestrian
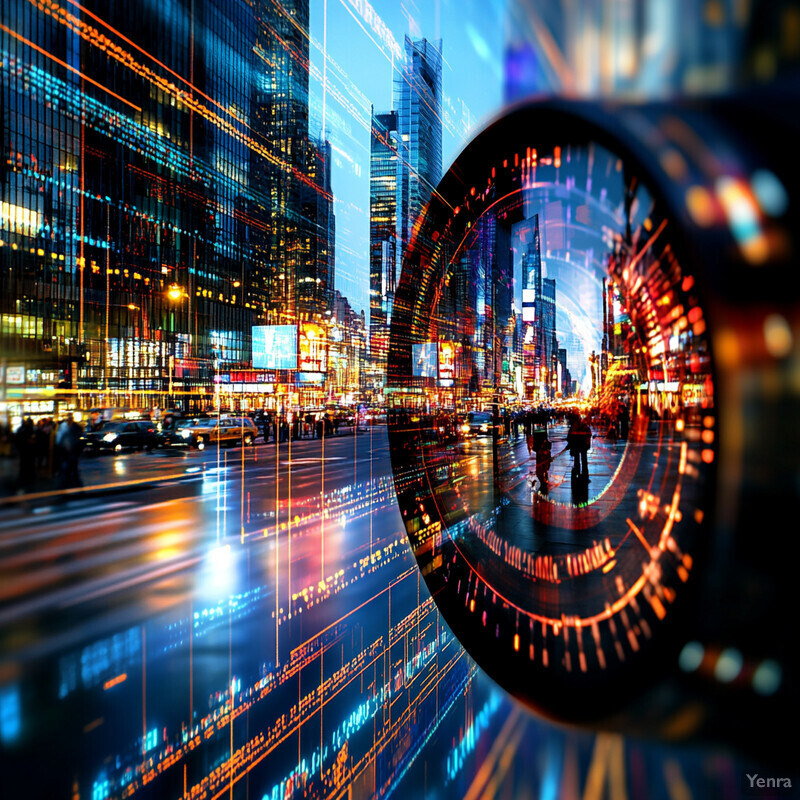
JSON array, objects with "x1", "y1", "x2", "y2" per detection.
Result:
[
  {"x1": 524, "y1": 409, "x2": 535, "y2": 456},
  {"x1": 56, "y1": 414, "x2": 83, "y2": 488},
  {"x1": 535, "y1": 436, "x2": 552, "y2": 494},
  {"x1": 568, "y1": 415, "x2": 591, "y2": 482},
  {"x1": 533, "y1": 406, "x2": 548, "y2": 452},
  {"x1": 35, "y1": 419, "x2": 49, "y2": 470},
  {"x1": 280, "y1": 415, "x2": 289, "y2": 443},
  {"x1": 0, "y1": 422, "x2": 11, "y2": 457},
  {"x1": 14, "y1": 417, "x2": 37, "y2": 492},
  {"x1": 262, "y1": 413, "x2": 273, "y2": 443},
  {"x1": 619, "y1": 402, "x2": 629, "y2": 440}
]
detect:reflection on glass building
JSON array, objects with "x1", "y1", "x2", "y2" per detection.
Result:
[{"x1": 0, "y1": 0, "x2": 335, "y2": 419}]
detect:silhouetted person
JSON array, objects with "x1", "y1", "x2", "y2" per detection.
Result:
[
  {"x1": 14, "y1": 417, "x2": 37, "y2": 492},
  {"x1": 619, "y1": 402, "x2": 629, "y2": 440},
  {"x1": 533, "y1": 406, "x2": 548, "y2": 452},
  {"x1": 56, "y1": 415, "x2": 83, "y2": 488},
  {"x1": 568, "y1": 415, "x2": 591, "y2": 482},
  {"x1": 535, "y1": 436, "x2": 552, "y2": 494},
  {"x1": 523, "y1": 410, "x2": 535, "y2": 455},
  {"x1": 262, "y1": 414, "x2": 274, "y2": 443}
]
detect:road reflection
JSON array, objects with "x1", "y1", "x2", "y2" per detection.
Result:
[{"x1": 0, "y1": 428, "x2": 772, "y2": 798}]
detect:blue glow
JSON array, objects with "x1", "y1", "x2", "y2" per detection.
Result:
[
  {"x1": 91, "y1": 777, "x2": 110, "y2": 800},
  {"x1": 144, "y1": 727, "x2": 159, "y2": 752},
  {"x1": 253, "y1": 325, "x2": 298, "y2": 370},
  {"x1": 0, "y1": 685, "x2": 21, "y2": 744},
  {"x1": 751, "y1": 169, "x2": 789, "y2": 216},
  {"x1": 445, "y1": 691, "x2": 502, "y2": 781}
]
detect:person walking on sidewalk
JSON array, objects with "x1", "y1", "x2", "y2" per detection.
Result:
[
  {"x1": 567, "y1": 414, "x2": 592, "y2": 482},
  {"x1": 56, "y1": 414, "x2": 84, "y2": 489},
  {"x1": 523, "y1": 409, "x2": 535, "y2": 456},
  {"x1": 535, "y1": 436, "x2": 553, "y2": 494}
]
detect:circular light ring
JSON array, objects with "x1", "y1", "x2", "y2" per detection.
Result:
[{"x1": 387, "y1": 101, "x2": 717, "y2": 723}]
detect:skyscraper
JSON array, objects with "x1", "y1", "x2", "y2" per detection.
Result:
[
  {"x1": 1, "y1": 0, "x2": 258, "y2": 402},
  {"x1": 251, "y1": 0, "x2": 320, "y2": 324},
  {"x1": 0, "y1": 0, "x2": 340, "y2": 421},
  {"x1": 369, "y1": 38, "x2": 443, "y2": 391},
  {"x1": 396, "y1": 37, "x2": 443, "y2": 258},
  {"x1": 298, "y1": 138, "x2": 336, "y2": 317},
  {"x1": 520, "y1": 214, "x2": 558, "y2": 399},
  {"x1": 368, "y1": 110, "x2": 399, "y2": 384}
]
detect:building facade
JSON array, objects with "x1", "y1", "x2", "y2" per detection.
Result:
[
  {"x1": 368, "y1": 38, "x2": 443, "y2": 399},
  {"x1": 1, "y1": 0, "x2": 340, "y2": 424}
]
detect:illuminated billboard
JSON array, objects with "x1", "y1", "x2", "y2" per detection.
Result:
[
  {"x1": 438, "y1": 342, "x2": 457, "y2": 382},
  {"x1": 412, "y1": 343, "x2": 438, "y2": 378},
  {"x1": 299, "y1": 322, "x2": 328, "y2": 373},
  {"x1": 252, "y1": 325, "x2": 297, "y2": 370},
  {"x1": 522, "y1": 288, "x2": 536, "y2": 322}
]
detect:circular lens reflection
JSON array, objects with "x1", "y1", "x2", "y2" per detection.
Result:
[{"x1": 386, "y1": 105, "x2": 716, "y2": 723}]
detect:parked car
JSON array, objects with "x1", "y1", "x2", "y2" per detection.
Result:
[
  {"x1": 83, "y1": 420, "x2": 160, "y2": 453},
  {"x1": 164, "y1": 416, "x2": 258, "y2": 450}
]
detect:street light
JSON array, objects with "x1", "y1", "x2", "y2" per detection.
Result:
[{"x1": 166, "y1": 284, "x2": 185, "y2": 403}]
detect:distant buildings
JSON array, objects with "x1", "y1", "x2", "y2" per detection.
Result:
[
  {"x1": 521, "y1": 215, "x2": 561, "y2": 400},
  {"x1": 368, "y1": 37, "x2": 443, "y2": 400}
]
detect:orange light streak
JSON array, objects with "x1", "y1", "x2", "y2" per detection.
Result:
[
  {"x1": 103, "y1": 673, "x2": 128, "y2": 690},
  {"x1": 0, "y1": 22, "x2": 142, "y2": 112},
  {"x1": 64, "y1": 0, "x2": 246, "y2": 124},
  {"x1": 30, "y1": 0, "x2": 331, "y2": 200}
]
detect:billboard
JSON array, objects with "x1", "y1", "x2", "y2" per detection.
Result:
[
  {"x1": 299, "y1": 322, "x2": 328, "y2": 373},
  {"x1": 252, "y1": 325, "x2": 297, "y2": 370},
  {"x1": 438, "y1": 341, "x2": 458, "y2": 382},
  {"x1": 522, "y1": 288, "x2": 535, "y2": 322},
  {"x1": 297, "y1": 372, "x2": 325, "y2": 384},
  {"x1": 412, "y1": 343, "x2": 438, "y2": 378}
]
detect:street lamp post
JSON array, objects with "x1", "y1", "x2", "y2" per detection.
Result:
[{"x1": 167, "y1": 284, "x2": 185, "y2": 408}]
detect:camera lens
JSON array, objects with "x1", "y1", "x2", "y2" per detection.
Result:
[{"x1": 387, "y1": 101, "x2": 720, "y2": 723}]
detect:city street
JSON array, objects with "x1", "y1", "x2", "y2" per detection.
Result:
[
  {"x1": 1, "y1": 425, "x2": 485, "y2": 798},
  {"x1": 0, "y1": 420, "x2": 756, "y2": 800}
]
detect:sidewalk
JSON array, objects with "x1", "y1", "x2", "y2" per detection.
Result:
[
  {"x1": 500, "y1": 422, "x2": 627, "y2": 508},
  {"x1": 0, "y1": 454, "x2": 60, "y2": 497}
]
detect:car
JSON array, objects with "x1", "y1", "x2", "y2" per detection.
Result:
[
  {"x1": 164, "y1": 416, "x2": 258, "y2": 450},
  {"x1": 161, "y1": 417, "x2": 207, "y2": 450},
  {"x1": 365, "y1": 407, "x2": 387, "y2": 425},
  {"x1": 83, "y1": 420, "x2": 160, "y2": 453},
  {"x1": 460, "y1": 411, "x2": 494, "y2": 438}
]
